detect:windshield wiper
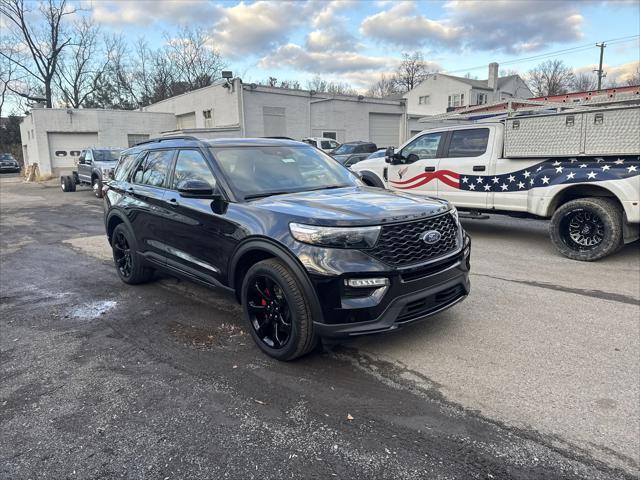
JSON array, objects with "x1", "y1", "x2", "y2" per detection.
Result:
[
  {"x1": 306, "y1": 184, "x2": 350, "y2": 192},
  {"x1": 244, "y1": 191, "x2": 294, "y2": 200}
]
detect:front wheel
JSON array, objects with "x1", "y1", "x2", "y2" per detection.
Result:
[
  {"x1": 549, "y1": 197, "x2": 623, "y2": 261},
  {"x1": 93, "y1": 177, "x2": 103, "y2": 198},
  {"x1": 241, "y1": 259, "x2": 318, "y2": 361}
]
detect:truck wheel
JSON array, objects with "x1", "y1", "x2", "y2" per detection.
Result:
[
  {"x1": 60, "y1": 175, "x2": 75, "y2": 192},
  {"x1": 111, "y1": 224, "x2": 153, "y2": 284},
  {"x1": 550, "y1": 197, "x2": 623, "y2": 261},
  {"x1": 92, "y1": 177, "x2": 103, "y2": 198},
  {"x1": 241, "y1": 259, "x2": 318, "y2": 361}
]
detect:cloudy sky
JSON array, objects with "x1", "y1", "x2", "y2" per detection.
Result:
[{"x1": 85, "y1": 0, "x2": 640, "y2": 88}]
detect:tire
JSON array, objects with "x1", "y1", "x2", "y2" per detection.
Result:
[
  {"x1": 60, "y1": 175, "x2": 74, "y2": 192},
  {"x1": 111, "y1": 224, "x2": 153, "y2": 284},
  {"x1": 360, "y1": 172, "x2": 385, "y2": 188},
  {"x1": 92, "y1": 176, "x2": 103, "y2": 198},
  {"x1": 241, "y1": 258, "x2": 318, "y2": 361},
  {"x1": 549, "y1": 197, "x2": 623, "y2": 261}
]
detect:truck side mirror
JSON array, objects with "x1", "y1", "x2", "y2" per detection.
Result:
[{"x1": 384, "y1": 146, "x2": 395, "y2": 164}]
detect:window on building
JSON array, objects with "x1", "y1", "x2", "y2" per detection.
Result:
[
  {"x1": 171, "y1": 150, "x2": 216, "y2": 190},
  {"x1": 127, "y1": 134, "x2": 149, "y2": 147},
  {"x1": 446, "y1": 128, "x2": 490, "y2": 158},
  {"x1": 202, "y1": 109, "x2": 213, "y2": 128},
  {"x1": 132, "y1": 150, "x2": 174, "y2": 187},
  {"x1": 418, "y1": 95, "x2": 431, "y2": 105},
  {"x1": 477, "y1": 93, "x2": 487, "y2": 105},
  {"x1": 448, "y1": 94, "x2": 465, "y2": 108},
  {"x1": 322, "y1": 131, "x2": 337, "y2": 140}
]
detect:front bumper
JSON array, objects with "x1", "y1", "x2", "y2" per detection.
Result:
[
  {"x1": 311, "y1": 238, "x2": 471, "y2": 338},
  {"x1": 0, "y1": 164, "x2": 20, "y2": 172}
]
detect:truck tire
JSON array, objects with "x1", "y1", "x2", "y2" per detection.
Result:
[
  {"x1": 92, "y1": 176, "x2": 103, "y2": 198},
  {"x1": 60, "y1": 175, "x2": 76, "y2": 192},
  {"x1": 241, "y1": 258, "x2": 318, "y2": 361},
  {"x1": 360, "y1": 171, "x2": 385, "y2": 188},
  {"x1": 549, "y1": 197, "x2": 623, "y2": 261}
]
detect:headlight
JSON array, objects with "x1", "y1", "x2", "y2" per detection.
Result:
[
  {"x1": 289, "y1": 223, "x2": 381, "y2": 248},
  {"x1": 449, "y1": 205, "x2": 459, "y2": 225}
]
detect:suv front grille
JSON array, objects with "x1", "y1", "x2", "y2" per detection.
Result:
[{"x1": 366, "y1": 213, "x2": 459, "y2": 267}]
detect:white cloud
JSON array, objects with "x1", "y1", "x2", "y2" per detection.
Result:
[
  {"x1": 575, "y1": 61, "x2": 640, "y2": 84},
  {"x1": 90, "y1": 0, "x2": 217, "y2": 25},
  {"x1": 360, "y1": 0, "x2": 585, "y2": 54}
]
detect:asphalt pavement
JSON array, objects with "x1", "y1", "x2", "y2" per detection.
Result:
[{"x1": 1, "y1": 177, "x2": 638, "y2": 479}]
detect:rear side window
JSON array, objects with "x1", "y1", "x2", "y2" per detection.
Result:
[
  {"x1": 114, "y1": 153, "x2": 138, "y2": 181},
  {"x1": 446, "y1": 129, "x2": 489, "y2": 158},
  {"x1": 171, "y1": 150, "x2": 216, "y2": 190},
  {"x1": 132, "y1": 150, "x2": 174, "y2": 187}
]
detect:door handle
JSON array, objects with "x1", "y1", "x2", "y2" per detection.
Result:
[
  {"x1": 473, "y1": 165, "x2": 486, "y2": 172},
  {"x1": 424, "y1": 166, "x2": 436, "y2": 172},
  {"x1": 168, "y1": 197, "x2": 179, "y2": 205}
]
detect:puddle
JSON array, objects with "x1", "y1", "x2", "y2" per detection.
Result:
[{"x1": 70, "y1": 300, "x2": 118, "y2": 320}]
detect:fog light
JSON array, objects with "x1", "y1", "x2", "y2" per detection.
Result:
[{"x1": 345, "y1": 278, "x2": 389, "y2": 288}]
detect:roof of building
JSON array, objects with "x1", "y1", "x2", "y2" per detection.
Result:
[{"x1": 437, "y1": 73, "x2": 522, "y2": 91}]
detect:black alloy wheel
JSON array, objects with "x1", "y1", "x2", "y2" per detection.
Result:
[
  {"x1": 112, "y1": 229, "x2": 133, "y2": 279},
  {"x1": 560, "y1": 209, "x2": 605, "y2": 250},
  {"x1": 247, "y1": 274, "x2": 292, "y2": 349}
]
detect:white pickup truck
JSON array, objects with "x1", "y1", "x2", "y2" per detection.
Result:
[{"x1": 352, "y1": 120, "x2": 639, "y2": 261}]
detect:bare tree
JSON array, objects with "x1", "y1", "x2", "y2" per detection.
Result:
[
  {"x1": 305, "y1": 75, "x2": 356, "y2": 95},
  {"x1": 365, "y1": 74, "x2": 400, "y2": 98},
  {"x1": 0, "y1": 0, "x2": 76, "y2": 107},
  {"x1": 570, "y1": 72, "x2": 598, "y2": 93},
  {"x1": 394, "y1": 52, "x2": 431, "y2": 93},
  {"x1": 55, "y1": 18, "x2": 107, "y2": 108},
  {"x1": 624, "y1": 67, "x2": 640, "y2": 86},
  {"x1": 527, "y1": 60, "x2": 575, "y2": 96},
  {"x1": 164, "y1": 27, "x2": 225, "y2": 90}
]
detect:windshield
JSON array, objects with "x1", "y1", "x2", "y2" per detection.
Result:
[
  {"x1": 332, "y1": 144, "x2": 356, "y2": 155},
  {"x1": 93, "y1": 149, "x2": 121, "y2": 162},
  {"x1": 210, "y1": 145, "x2": 358, "y2": 200}
]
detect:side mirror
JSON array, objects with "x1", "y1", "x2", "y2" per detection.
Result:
[
  {"x1": 177, "y1": 179, "x2": 216, "y2": 198},
  {"x1": 385, "y1": 146, "x2": 396, "y2": 164}
]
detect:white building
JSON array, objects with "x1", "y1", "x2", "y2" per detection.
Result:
[
  {"x1": 403, "y1": 63, "x2": 533, "y2": 116},
  {"x1": 19, "y1": 108, "x2": 175, "y2": 176},
  {"x1": 144, "y1": 78, "x2": 408, "y2": 148}
]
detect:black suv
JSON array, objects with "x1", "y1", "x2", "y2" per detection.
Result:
[{"x1": 104, "y1": 137, "x2": 471, "y2": 360}]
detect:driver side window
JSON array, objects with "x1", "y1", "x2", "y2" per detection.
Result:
[{"x1": 401, "y1": 132, "x2": 445, "y2": 163}]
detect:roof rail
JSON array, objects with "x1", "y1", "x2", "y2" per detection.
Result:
[{"x1": 134, "y1": 135, "x2": 201, "y2": 146}]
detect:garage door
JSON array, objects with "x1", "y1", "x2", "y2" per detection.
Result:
[
  {"x1": 176, "y1": 112, "x2": 196, "y2": 129},
  {"x1": 369, "y1": 113, "x2": 401, "y2": 148},
  {"x1": 48, "y1": 132, "x2": 98, "y2": 174}
]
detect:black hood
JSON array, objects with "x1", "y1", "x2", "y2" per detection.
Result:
[{"x1": 249, "y1": 186, "x2": 450, "y2": 227}]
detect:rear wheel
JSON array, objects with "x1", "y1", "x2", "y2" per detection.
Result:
[
  {"x1": 111, "y1": 224, "x2": 153, "y2": 284},
  {"x1": 60, "y1": 175, "x2": 75, "y2": 192},
  {"x1": 241, "y1": 259, "x2": 317, "y2": 361},
  {"x1": 550, "y1": 197, "x2": 623, "y2": 261}
]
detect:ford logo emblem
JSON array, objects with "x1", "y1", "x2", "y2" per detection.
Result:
[{"x1": 420, "y1": 230, "x2": 441, "y2": 244}]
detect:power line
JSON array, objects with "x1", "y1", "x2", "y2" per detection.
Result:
[{"x1": 441, "y1": 34, "x2": 639, "y2": 75}]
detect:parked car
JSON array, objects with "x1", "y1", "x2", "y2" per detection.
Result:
[
  {"x1": 0, "y1": 153, "x2": 20, "y2": 173},
  {"x1": 331, "y1": 141, "x2": 378, "y2": 166},
  {"x1": 61, "y1": 147, "x2": 122, "y2": 197},
  {"x1": 302, "y1": 137, "x2": 341, "y2": 153},
  {"x1": 351, "y1": 117, "x2": 640, "y2": 261},
  {"x1": 104, "y1": 137, "x2": 470, "y2": 360}
]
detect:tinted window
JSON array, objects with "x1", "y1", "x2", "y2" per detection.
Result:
[
  {"x1": 401, "y1": 132, "x2": 445, "y2": 163},
  {"x1": 171, "y1": 150, "x2": 216, "y2": 190},
  {"x1": 210, "y1": 145, "x2": 357, "y2": 199},
  {"x1": 132, "y1": 150, "x2": 174, "y2": 187},
  {"x1": 93, "y1": 149, "x2": 122, "y2": 161},
  {"x1": 114, "y1": 153, "x2": 139, "y2": 181},
  {"x1": 447, "y1": 129, "x2": 489, "y2": 157},
  {"x1": 333, "y1": 144, "x2": 356, "y2": 155},
  {"x1": 320, "y1": 141, "x2": 331, "y2": 149}
]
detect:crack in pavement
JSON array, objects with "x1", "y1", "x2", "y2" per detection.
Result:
[{"x1": 471, "y1": 272, "x2": 640, "y2": 306}]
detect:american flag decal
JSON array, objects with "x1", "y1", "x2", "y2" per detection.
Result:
[{"x1": 389, "y1": 156, "x2": 639, "y2": 192}]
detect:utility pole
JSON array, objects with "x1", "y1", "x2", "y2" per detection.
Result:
[{"x1": 594, "y1": 43, "x2": 606, "y2": 90}]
